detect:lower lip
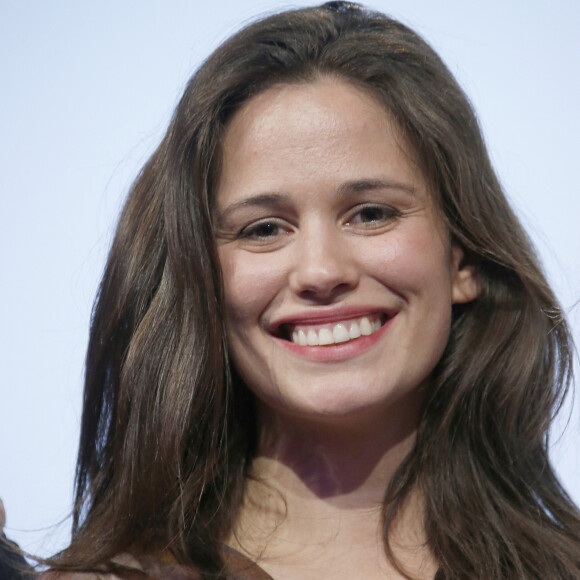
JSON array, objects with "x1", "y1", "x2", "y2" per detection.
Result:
[{"x1": 274, "y1": 316, "x2": 396, "y2": 362}]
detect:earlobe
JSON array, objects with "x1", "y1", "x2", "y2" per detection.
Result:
[{"x1": 451, "y1": 245, "x2": 481, "y2": 304}]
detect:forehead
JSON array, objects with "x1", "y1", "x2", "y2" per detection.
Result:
[
  {"x1": 216, "y1": 77, "x2": 430, "y2": 207},
  {"x1": 230, "y1": 78, "x2": 394, "y2": 140}
]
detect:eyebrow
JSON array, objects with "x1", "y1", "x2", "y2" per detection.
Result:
[
  {"x1": 215, "y1": 178, "x2": 417, "y2": 226},
  {"x1": 215, "y1": 193, "x2": 292, "y2": 227},
  {"x1": 336, "y1": 178, "x2": 417, "y2": 198}
]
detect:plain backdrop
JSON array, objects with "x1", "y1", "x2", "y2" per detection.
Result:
[{"x1": 1, "y1": 0, "x2": 579, "y2": 559}]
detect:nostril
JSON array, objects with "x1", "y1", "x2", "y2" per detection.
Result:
[
  {"x1": 297, "y1": 282, "x2": 357, "y2": 303},
  {"x1": 290, "y1": 242, "x2": 359, "y2": 298}
]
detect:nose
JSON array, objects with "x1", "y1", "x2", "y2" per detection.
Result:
[{"x1": 288, "y1": 224, "x2": 359, "y2": 301}]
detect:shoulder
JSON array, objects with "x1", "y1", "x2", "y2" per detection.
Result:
[
  {"x1": 39, "y1": 549, "x2": 272, "y2": 580},
  {"x1": 39, "y1": 554, "x2": 149, "y2": 580}
]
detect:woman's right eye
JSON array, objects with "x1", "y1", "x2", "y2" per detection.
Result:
[{"x1": 239, "y1": 219, "x2": 290, "y2": 242}]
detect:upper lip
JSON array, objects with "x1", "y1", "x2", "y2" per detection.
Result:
[{"x1": 267, "y1": 305, "x2": 397, "y2": 337}]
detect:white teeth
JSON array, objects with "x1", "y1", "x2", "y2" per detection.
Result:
[
  {"x1": 360, "y1": 317, "x2": 373, "y2": 336},
  {"x1": 289, "y1": 316, "x2": 384, "y2": 346},
  {"x1": 318, "y1": 328, "x2": 334, "y2": 345},
  {"x1": 349, "y1": 321, "x2": 361, "y2": 339},
  {"x1": 333, "y1": 323, "x2": 350, "y2": 343}
]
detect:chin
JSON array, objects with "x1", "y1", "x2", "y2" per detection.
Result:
[{"x1": 258, "y1": 379, "x2": 421, "y2": 428}]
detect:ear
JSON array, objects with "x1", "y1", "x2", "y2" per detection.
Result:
[{"x1": 451, "y1": 245, "x2": 480, "y2": 304}]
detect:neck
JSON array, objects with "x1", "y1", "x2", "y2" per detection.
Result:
[
  {"x1": 228, "y1": 390, "x2": 437, "y2": 579},
  {"x1": 254, "y1": 399, "x2": 417, "y2": 505}
]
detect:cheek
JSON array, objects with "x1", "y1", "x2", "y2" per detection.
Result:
[
  {"x1": 362, "y1": 226, "x2": 453, "y2": 295},
  {"x1": 219, "y1": 248, "x2": 287, "y2": 329}
]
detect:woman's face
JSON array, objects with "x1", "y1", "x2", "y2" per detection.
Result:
[{"x1": 215, "y1": 78, "x2": 478, "y2": 426}]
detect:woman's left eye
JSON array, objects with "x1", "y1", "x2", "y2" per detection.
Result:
[{"x1": 345, "y1": 204, "x2": 400, "y2": 228}]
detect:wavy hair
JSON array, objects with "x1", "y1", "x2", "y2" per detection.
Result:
[{"x1": 54, "y1": 2, "x2": 579, "y2": 578}]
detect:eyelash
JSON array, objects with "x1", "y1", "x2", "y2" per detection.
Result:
[
  {"x1": 237, "y1": 203, "x2": 401, "y2": 242},
  {"x1": 345, "y1": 203, "x2": 401, "y2": 227},
  {"x1": 239, "y1": 219, "x2": 290, "y2": 240}
]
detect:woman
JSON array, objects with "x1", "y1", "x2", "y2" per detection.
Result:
[{"x1": 46, "y1": 2, "x2": 580, "y2": 578}]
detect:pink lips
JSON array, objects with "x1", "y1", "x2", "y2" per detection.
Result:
[{"x1": 270, "y1": 307, "x2": 396, "y2": 362}]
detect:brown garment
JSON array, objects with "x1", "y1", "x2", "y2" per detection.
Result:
[
  {"x1": 136, "y1": 548, "x2": 273, "y2": 580},
  {"x1": 218, "y1": 547, "x2": 274, "y2": 580},
  {"x1": 136, "y1": 550, "x2": 443, "y2": 580},
  {"x1": 43, "y1": 548, "x2": 442, "y2": 579}
]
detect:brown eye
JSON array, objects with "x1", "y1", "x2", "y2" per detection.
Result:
[
  {"x1": 246, "y1": 222, "x2": 280, "y2": 238},
  {"x1": 359, "y1": 206, "x2": 386, "y2": 223},
  {"x1": 239, "y1": 219, "x2": 291, "y2": 243},
  {"x1": 347, "y1": 204, "x2": 400, "y2": 227}
]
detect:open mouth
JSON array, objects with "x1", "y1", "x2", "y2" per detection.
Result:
[{"x1": 278, "y1": 313, "x2": 388, "y2": 347}]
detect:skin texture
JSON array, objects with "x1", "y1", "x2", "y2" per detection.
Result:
[
  {"x1": 216, "y1": 78, "x2": 479, "y2": 579},
  {"x1": 216, "y1": 78, "x2": 478, "y2": 429}
]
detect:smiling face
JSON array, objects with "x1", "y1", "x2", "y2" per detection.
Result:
[{"x1": 215, "y1": 78, "x2": 478, "y2": 427}]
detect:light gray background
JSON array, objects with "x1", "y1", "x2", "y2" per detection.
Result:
[{"x1": 1, "y1": 0, "x2": 578, "y2": 559}]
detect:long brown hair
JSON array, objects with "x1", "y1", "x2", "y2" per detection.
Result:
[{"x1": 54, "y1": 2, "x2": 579, "y2": 578}]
